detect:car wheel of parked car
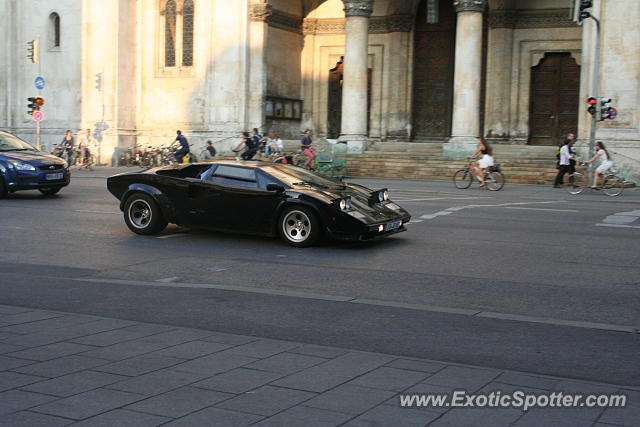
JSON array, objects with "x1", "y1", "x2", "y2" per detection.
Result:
[
  {"x1": 123, "y1": 193, "x2": 168, "y2": 235},
  {"x1": 0, "y1": 176, "x2": 7, "y2": 199},
  {"x1": 39, "y1": 187, "x2": 62, "y2": 196},
  {"x1": 278, "y1": 206, "x2": 320, "y2": 247}
]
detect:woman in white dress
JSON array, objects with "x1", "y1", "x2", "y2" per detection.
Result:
[
  {"x1": 587, "y1": 141, "x2": 614, "y2": 188},
  {"x1": 267, "y1": 132, "x2": 284, "y2": 156},
  {"x1": 471, "y1": 138, "x2": 494, "y2": 187}
]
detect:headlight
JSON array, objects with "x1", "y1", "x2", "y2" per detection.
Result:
[
  {"x1": 11, "y1": 161, "x2": 36, "y2": 171},
  {"x1": 378, "y1": 192, "x2": 384, "y2": 202},
  {"x1": 336, "y1": 197, "x2": 351, "y2": 211},
  {"x1": 383, "y1": 190, "x2": 389, "y2": 201}
]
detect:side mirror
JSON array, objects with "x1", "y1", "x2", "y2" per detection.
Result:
[{"x1": 266, "y1": 183, "x2": 285, "y2": 193}]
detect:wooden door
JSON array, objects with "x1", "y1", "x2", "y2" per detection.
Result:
[
  {"x1": 412, "y1": 0, "x2": 456, "y2": 140},
  {"x1": 529, "y1": 53, "x2": 580, "y2": 145},
  {"x1": 327, "y1": 59, "x2": 371, "y2": 139}
]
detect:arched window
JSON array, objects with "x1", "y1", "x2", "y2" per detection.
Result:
[
  {"x1": 182, "y1": 0, "x2": 194, "y2": 67},
  {"x1": 49, "y1": 12, "x2": 61, "y2": 47},
  {"x1": 161, "y1": 0, "x2": 194, "y2": 70},
  {"x1": 164, "y1": 1, "x2": 177, "y2": 67}
]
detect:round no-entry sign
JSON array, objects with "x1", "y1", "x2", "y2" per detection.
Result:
[{"x1": 33, "y1": 111, "x2": 44, "y2": 121}]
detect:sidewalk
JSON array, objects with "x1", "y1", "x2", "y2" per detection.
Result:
[{"x1": 0, "y1": 305, "x2": 637, "y2": 427}]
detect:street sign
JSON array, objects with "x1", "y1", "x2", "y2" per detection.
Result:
[
  {"x1": 32, "y1": 111, "x2": 43, "y2": 121},
  {"x1": 35, "y1": 76, "x2": 45, "y2": 90},
  {"x1": 607, "y1": 107, "x2": 618, "y2": 120}
]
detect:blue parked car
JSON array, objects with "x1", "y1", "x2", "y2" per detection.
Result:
[{"x1": 0, "y1": 130, "x2": 70, "y2": 198}]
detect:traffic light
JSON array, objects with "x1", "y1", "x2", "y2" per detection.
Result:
[
  {"x1": 95, "y1": 72, "x2": 103, "y2": 90},
  {"x1": 578, "y1": 0, "x2": 593, "y2": 23},
  {"x1": 26, "y1": 40, "x2": 39, "y2": 63},
  {"x1": 27, "y1": 97, "x2": 44, "y2": 115},
  {"x1": 587, "y1": 97, "x2": 597, "y2": 116},
  {"x1": 599, "y1": 97, "x2": 612, "y2": 121}
]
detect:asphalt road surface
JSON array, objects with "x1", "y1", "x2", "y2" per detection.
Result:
[{"x1": 1, "y1": 168, "x2": 639, "y2": 386}]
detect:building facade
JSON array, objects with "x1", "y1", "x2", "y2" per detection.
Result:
[{"x1": 1, "y1": 0, "x2": 639, "y2": 179}]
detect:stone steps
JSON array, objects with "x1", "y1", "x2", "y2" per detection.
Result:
[{"x1": 221, "y1": 141, "x2": 560, "y2": 185}]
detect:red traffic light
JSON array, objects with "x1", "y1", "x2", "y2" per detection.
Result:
[{"x1": 587, "y1": 97, "x2": 597, "y2": 105}]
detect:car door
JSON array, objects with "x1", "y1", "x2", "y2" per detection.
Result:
[{"x1": 199, "y1": 165, "x2": 284, "y2": 234}]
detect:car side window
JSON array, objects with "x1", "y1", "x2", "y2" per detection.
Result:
[
  {"x1": 206, "y1": 165, "x2": 258, "y2": 188},
  {"x1": 256, "y1": 171, "x2": 286, "y2": 189}
]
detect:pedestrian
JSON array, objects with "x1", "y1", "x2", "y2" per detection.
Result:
[
  {"x1": 553, "y1": 139, "x2": 575, "y2": 188},
  {"x1": 203, "y1": 140, "x2": 216, "y2": 159},
  {"x1": 60, "y1": 130, "x2": 75, "y2": 166},
  {"x1": 300, "y1": 129, "x2": 316, "y2": 168},
  {"x1": 556, "y1": 133, "x2": 575, "y2": 169},
  {"x1": 586, "y1": 141, "x2": 614, "y2": 188},
  {"x1": 470, "y1": 138, "x2": 494, "y2": 187},
  {"x1": 77, "y1": 129, "x2": 93, "y2": 169},
  {"x1": 173, "y1": 130, "x2": 190, "y2": 163}
]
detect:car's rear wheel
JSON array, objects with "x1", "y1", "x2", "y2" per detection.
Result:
[
  {"x1": 123, "y1": 193, "x2": 168, "y2": 235},
  {"x1": 0, "y1": 176, "x2": 7, "y2": 199},
  {"x1": 39, "y1": 187, "x2": 62, "y2": 196},
  {"x1": 278, "y1": 206, "x2": 320, "y2": 247}
]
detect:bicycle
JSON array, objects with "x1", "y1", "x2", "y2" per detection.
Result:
[
  {"x1": 563, "y1": 163, "x2": 624, "y2": 196},
  {"x1": 453, "y1": 157, "x2": 505, "y2": 191}
]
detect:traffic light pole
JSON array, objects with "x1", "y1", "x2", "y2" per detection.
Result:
[
  {"x1": 587, "y1": 15, "x2": 601, "y2": 176},
  {"x1": 36, "y1": 121, "x2": 41, "y2": 151}
]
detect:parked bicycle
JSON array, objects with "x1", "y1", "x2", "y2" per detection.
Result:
[
  {"x1": 561, "y1": 162, "x2": 625, "y2": 196},
  {"x1": 453, "y1": 157, "x2": 505, "y2": 191}
]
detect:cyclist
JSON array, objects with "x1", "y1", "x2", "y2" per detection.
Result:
[
  {"x1": 77, "y1": 129, "x2": 93, "y2": 170},
  {"x1": 173, "y1": 130, "x2": 190, "y2": 163},
  {"x1": 586, "y1": 141, "x2": 614, "y2": 189},
  {"x1": 470, "y1": 138, "x2": 494, "y2": 187},
  {"x1": 300, "y1": 129, "x2": 316, "y2": 168}
]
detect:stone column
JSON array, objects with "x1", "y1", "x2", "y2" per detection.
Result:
[
  {"x1": 445, "y1": 0, "x2": 486, "y2": 158},
  {"x1": 339, "y1": 0, "x2": 373, "y2": 153},
  {"x1": 247, "y1": 2, "x2": 271, "y2": 131}
]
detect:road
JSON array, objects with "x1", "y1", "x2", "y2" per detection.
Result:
[{"x1": 1, "y1": 168, "x2": 639, "y2": 386}]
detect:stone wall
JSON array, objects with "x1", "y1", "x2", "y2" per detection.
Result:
[{"x1": 2, "y1": 0, "x2": 83, "y2": 152}]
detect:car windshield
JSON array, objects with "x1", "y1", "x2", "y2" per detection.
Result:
[
  {"x1": 0, "y1": 132, "x2": 37, "y2": 151},
  {"x1": 261, "y1": 164, "x2": 346, "y2": 189}
]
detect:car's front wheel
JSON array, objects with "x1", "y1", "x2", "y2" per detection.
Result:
[
  {"x1": 39, "y1": 187, "x2": 62, "y2": 196},
  {"x1": 123, "y1": 193, "x2": 168, "y2": 235},
  {"x1": 278, "y1": 206, "x2": 320, "y2": 247}
]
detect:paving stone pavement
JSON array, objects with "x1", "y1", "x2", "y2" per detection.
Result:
[{"x1": 0, "y1": 305, "x2": 638, "y2": 427}]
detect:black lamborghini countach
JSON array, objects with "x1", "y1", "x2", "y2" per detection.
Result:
[{"x1": 107, "y1": 161, "x2": 411, "y2": 247}]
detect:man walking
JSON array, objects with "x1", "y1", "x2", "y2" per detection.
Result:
[
  {"x1": 553, "y1": 139, "x2": 575, "y2": 188},
  {"x1": 174, "y1": 130, "x2": 190, "y2": 163}
]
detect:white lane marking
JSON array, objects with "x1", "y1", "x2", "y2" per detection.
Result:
[
  {"x1": 405, "y1": 219, "x2": 423, "y2": 225},
  {"x1": 597, "y1": 210, "x2": 640, "y2": 229},
  {"x1": 420, "y1": 212, "x2": 453, "y2": 220},
  {"x1": 418, "y1": 200, "x2": 570, "y2": 222},
  {"x1": 0, "y1": 226, "x2": 28, "y2": 230},
  {"x1": 394, "y1": 197, "x2": 489, "y2": 202},
  {"x1": 596, "y1": 223, "x2": 640, "y2": 229},
  {"x1": 156, "y1": 233, "x2": 188, "y2": 239},
  {"x1": 156, "y1": 277, "x2": 180, "y2": 283},
  {"x1": 74, "y1": 210, "x2": 120, "y2": 215},
  {"x1": 505, "y1": 207, "x2": 579, "y2": 213}
]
